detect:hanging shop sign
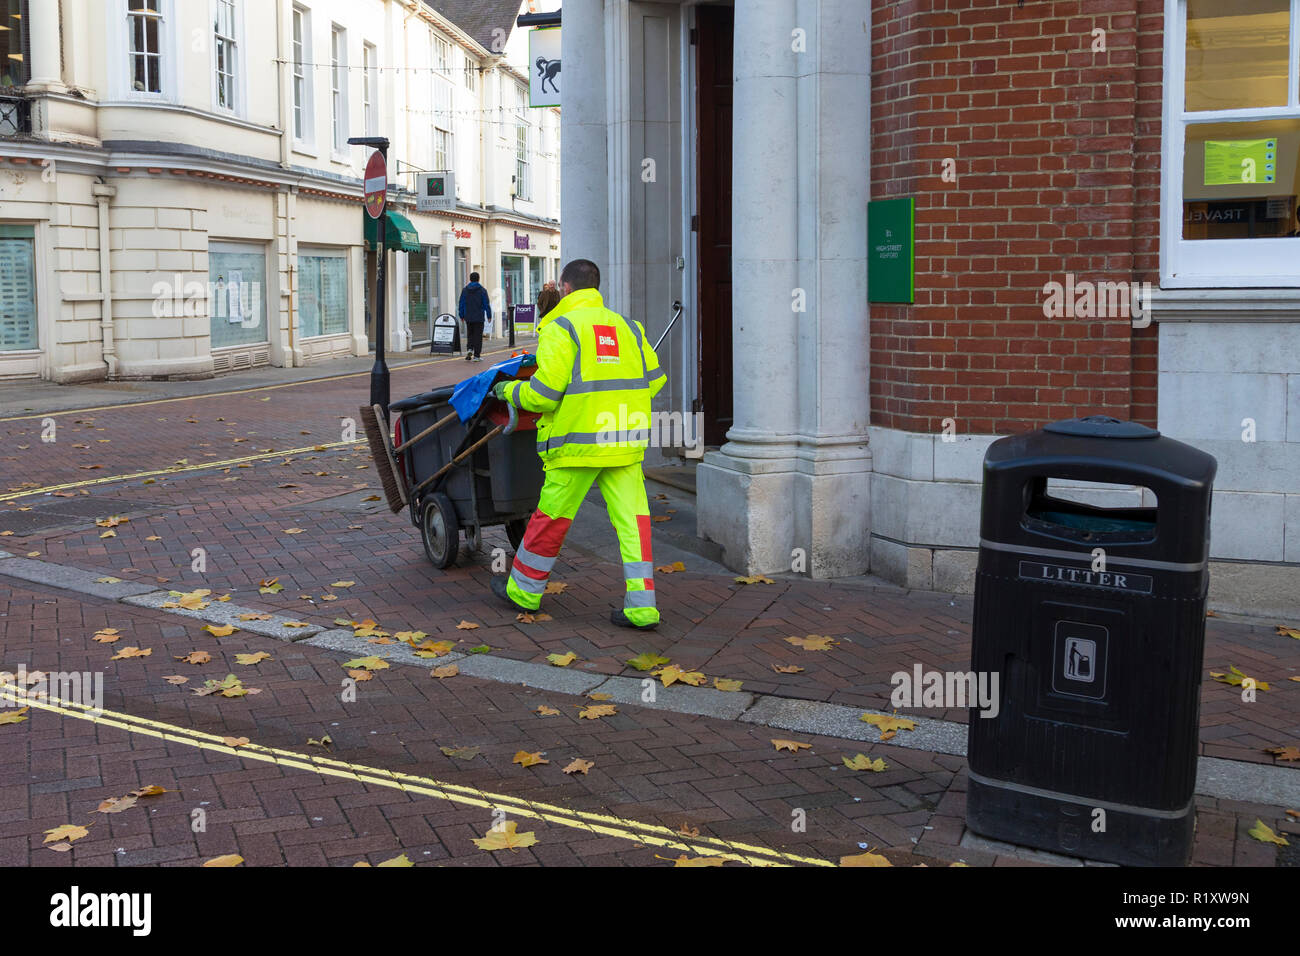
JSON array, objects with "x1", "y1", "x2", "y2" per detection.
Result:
[
  {"x1": 529, "y1": 27, "x2": 561, "y2": 107},
  {"x1": 418, "y1": 171, "x2": 456, "y2": 212}
]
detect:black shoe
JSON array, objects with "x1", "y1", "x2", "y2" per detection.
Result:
[
  {"x1": 610, "y1": 608, "x2": 658, "y2": 630},
  {"x1": 465, "y1": 354, "x2": 473, "y2": 361},
  {"x1": 490, "y1": 575, "x2": 533, "y2": 613}
]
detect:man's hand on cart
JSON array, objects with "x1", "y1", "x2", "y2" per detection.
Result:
[{"x1": 490, "y1": 380, "x2": 513, "y2": 404}]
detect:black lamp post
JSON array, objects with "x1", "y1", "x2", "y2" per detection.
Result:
[{"x1": 350, "y1": 135, "x2": 391, "y2": 414}]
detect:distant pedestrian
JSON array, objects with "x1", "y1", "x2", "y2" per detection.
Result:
[
  {"x1": 458, "y1": 272, "x2": 492, "y2": 362},
  {"x1": 535, "y1": 280, "x2": 561, "y2": 321}
]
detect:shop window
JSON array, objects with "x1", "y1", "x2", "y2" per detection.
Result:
[
  {"x1": 501, "y1": 254, "x2": 524, "y2": 309},
  {"x1": 299, "y1": 252, "x2": 348, "y2": 338},
  {"x1": 209, "y1": 243, "x2": 268, "y2": 349},
  {"x1": 408, "y1": 246, "x2": 437, "y2": 346},
  {"x1": 0, "y1": 223, "x2": 36, "y2": 352},
  {"x1": 528, "y1": 256, "x2": 543, "y2": 303}
]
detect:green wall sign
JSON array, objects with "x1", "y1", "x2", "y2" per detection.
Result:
[{"x1": 868, "y1": 197, "x2": 915, "y2": 303}]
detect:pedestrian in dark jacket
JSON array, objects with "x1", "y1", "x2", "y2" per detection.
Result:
[
  {"x1": 458, "y1": 273, "x2": 492, "y2": 362},
  {"x1": 535, "y1": 280, "x2": 561, "y2": 322}
]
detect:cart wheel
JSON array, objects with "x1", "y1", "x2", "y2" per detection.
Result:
[
  {"x1": 505, "y1": 518, "x2": 528, "y2": 551},
  {"x1": 421, "y1": 493, "x2": 460, "y2": 569}
]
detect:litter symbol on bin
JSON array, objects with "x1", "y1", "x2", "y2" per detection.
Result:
[
  {"x1": 1051, "y1": 621, "x2": 1108, "y2": 700},
  {"x1": 1065, "y1": 638, "x2": 1095, "y2": 683}
]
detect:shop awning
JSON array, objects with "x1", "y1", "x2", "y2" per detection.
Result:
[{"x1": 364, "y1": 210, "x2": 421, "y2": 252}]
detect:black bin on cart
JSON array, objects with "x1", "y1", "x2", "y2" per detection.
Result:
[
  {"x1": 391, "y1": 384, "x2": 543, "y2": 568},
  {"x1": 966, "y1": 415, "x2": 1216, "y2": 866}
]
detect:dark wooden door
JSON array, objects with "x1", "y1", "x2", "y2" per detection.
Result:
[{"x1": 695, "y1": 4, "x2": 733, "y2": 446}]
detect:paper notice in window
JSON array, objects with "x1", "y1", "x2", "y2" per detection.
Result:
[
  {"x1": 227, "y1": 271, "x2": 244, "y2": 324},
  {"x1": 1204, "y1": 139, "x2": 1277, "y2": 186}
]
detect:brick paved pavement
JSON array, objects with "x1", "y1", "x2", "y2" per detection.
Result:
[
  {"x1": 0, "y1": 579, "x2": 1294, "y2": 867},
  {"x1": 1, "y1": 357, "x2": 1298, "y2": 866}
]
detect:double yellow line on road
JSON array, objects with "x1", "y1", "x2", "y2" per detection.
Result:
[
  {"x1": 0, "y1": 686, "x2": 832, "y2": 867},
  {"x1": 1, "y1": 441, "x2": 361, "y2": 502}
]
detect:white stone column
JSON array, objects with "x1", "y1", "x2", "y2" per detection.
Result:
[
  {"x1": 560, "y1": 0, "x2": 609, "y2": 268},
  {"x1": 696, "y1": 0, "x2": 802, "y2": 573},
  {"x1": 788, "y1": 0, "x2": 873, "y2": 576},
  {"x1": 485, "y1": 234, "x2": 502, "y2": 339},
  {"x1": 26, "y1": 0, "x2": 63, "y2": 90},
  {"x1": 697, "y1": 0, "x2": 873, "y2": 578},
  {"x1": 440, "y1": 229, "x2": 456, "y2": 322}
]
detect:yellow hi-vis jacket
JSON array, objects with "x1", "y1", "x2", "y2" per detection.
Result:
[{"x1": 499, "y1": 288, "x2": 666, "y2": 470}]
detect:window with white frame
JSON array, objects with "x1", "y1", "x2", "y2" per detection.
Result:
[
  {"x1": 515, "y1": 86, "x2": 531, "y2": 201},
  {"x1": 464, "y1": 52, "x2": 476, "y2": 91},
  {"x1": 127, "y1": 2, "x2": 165, "y2": 93},
  {"x1": 434, "y1": 128, "x2": 452, "y2": 173},
  {"x1": 362, "y1": 42, "x2": 377, "y2": 135},
  {"x1": 433, "y1": 36, "x2": 449, "y2": 75},
  {"x1": 213, "y1": 0, "x2": 238, "y2": 112},
  {"x1": 431, "y1": 47, "x2": 452, "y2": 172},
  {"x1": 330, "y1": 25, "x2": 348, "y2": 152},
  {"x1": 1164, "y1": 0, "x2": 1300, "y2": 286},
  {"x1": 291, "y1": 5, "x2": 312, "y2": 143}
]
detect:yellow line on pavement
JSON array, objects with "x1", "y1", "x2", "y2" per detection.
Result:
[
  {"x1": 0, "y1": 440, "x2": 362, "y2": 502},
  {"x1": 0, "y1": 344, "x2": 525, "y2": 424},
  {"x1": 0, "y1": 686, "x2": 833, "y2": 867}
]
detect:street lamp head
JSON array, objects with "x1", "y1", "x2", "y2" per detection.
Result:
[{"x1": 347, "y1": 136, "x2": 390, "y2": 149}]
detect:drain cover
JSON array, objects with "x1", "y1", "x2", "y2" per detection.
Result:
[
  {"x1": 0, "y1": 497, "x2": 155, "y2": 536},
  {"x1": 280, "y1": 488, "x2": 388, "y2": 515}
]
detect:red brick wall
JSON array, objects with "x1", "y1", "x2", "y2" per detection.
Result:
[{"x1": 869, "y1": 0, "x2": 1164, "y2": 434}]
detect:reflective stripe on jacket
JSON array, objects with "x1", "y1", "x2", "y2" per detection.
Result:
[{"x1": 500, "y1": 288, "x2": 666, "y2": 469}]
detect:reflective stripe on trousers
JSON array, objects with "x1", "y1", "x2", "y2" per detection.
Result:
[
  {"x1": 507, "y1": 509, "x2": 573, "y2": 609},
  {"x1": 505, "y1": 462, "x2": 659, "y2": 624}
]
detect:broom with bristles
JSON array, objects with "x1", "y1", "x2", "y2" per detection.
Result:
[{"x1": 359, "y1": 404, "x2": 459, "y2": 513}]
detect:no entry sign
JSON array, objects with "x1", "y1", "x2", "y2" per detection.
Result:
[{"x1": 364, "y1": 151, "x2": 387, "y2": 219}]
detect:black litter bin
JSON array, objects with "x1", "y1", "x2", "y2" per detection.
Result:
[
  {"x1": 389, "y1": 385, "x2": 543, "y2": 567},
  {"x1": 966, "y1": 415, "x2": 1216, "y2": 866}
]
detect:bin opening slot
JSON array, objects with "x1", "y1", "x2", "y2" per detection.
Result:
[{"x1": 1022, "y1": 479, "x2": 1157, "y2": 543}]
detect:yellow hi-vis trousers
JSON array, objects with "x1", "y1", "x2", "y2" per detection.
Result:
[{"x1": 506, "y1": 462, "x2": 658, "y2": 626}]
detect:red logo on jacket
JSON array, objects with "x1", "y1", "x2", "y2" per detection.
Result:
[{"x1": 593, "y1": 325, "x2": 620, "y2": 364}]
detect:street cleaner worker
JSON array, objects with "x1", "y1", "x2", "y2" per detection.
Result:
[{"x1": 488, "y1": 258, "x2": 666, "y2": 630}]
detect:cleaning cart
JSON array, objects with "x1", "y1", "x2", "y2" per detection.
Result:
[{"x1": 361, "y1": 357, "x2": 544, "y2": 569}]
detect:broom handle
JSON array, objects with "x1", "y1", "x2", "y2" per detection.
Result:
[
  {"x1": 410, "y1": 425, "x2": 503, "y2": 498},
  {"x1": 394, "y1": 408, "x2": 459, "y2": 454}
]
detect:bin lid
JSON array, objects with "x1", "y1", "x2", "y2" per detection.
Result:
[
  {"x1": 391, "y1": 385, "x2": 456, "y2": 412},
  {"x1": 1043, "y1": 415, "x2": 1159, "y2": 439}
]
